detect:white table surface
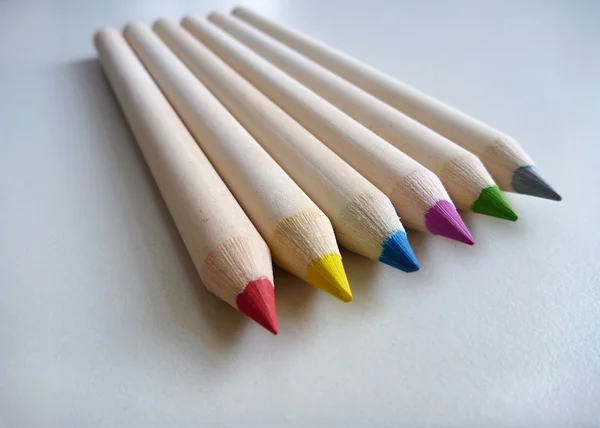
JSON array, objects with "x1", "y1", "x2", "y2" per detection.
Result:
[{"x1": 1, "y1": 0, "x2": 599, "y2": 426}]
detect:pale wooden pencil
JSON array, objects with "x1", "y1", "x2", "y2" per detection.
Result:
[
  {"x1": 232, "y1": 6, "x2": 561, "y2": 201},
  {"x1": 207, "y1": 13, "x2": 519, "y2": 222},
  {"x1": 153, "y1": 19, "x2": 419, "y2": 272},
  {"x1": 94, "y1": 28, "x2": 278, "y2": 333},
  {"x1": 180, "y1": 17, "x2": 475, "y2": 245},
  {"x1": 124, "y1": 22, "x2": 352, "y2": 302}
]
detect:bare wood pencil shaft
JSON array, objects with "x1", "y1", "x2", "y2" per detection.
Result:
[
  {"x1": 231, "y1": 6, "x2": 544, "y2": 193},
  {"x1": 93, "y1": 29, "x2": 274, "y2": 321},
  {"x1": 155, "y1": 19, "x2": 409, "y2": 261},
  {"x1": 180, "y1": 16, "x2": 457, "y2": 232},
  {"x1": 125, "y1": 22, "x2": 352, "y2": 300},
  {"x1": 208, "y1": 13, "x2": 498, "y2": 210}
]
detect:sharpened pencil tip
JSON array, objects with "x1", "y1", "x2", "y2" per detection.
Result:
[
  {"x1": 471, "y1": 186, "x2": 518, "y2": 221},
  {"x1": 512, "y1": 165, "x2": 562, "y2": 201},
  {"x1": 237, "y1": 278, "x2": 278, "y2": 334},
  {"x1": 425, "y1": 200, "x2": 475, "y2": 245},
  {"x1": 379, "y1": 230, "x2": 420, "y2": 272},
  {"x1": 307, "y1": 253, "x2": 353, "y2": 302}
]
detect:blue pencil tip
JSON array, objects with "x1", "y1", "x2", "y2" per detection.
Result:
[{"x1": 379, "y1": 230, "x2": 420, "y2": 273}]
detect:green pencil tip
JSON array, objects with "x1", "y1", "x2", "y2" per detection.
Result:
[{"x1": 471, "y1": 186, "x2": 518, "y2": 221}]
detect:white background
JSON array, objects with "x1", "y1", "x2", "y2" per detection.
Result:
[{"x1": 1, "y1": 0, "x2": 599, "y2": 427}]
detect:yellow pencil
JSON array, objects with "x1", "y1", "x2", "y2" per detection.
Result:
[{"x1": 124, "y1": 22, "x2": 351, "y2": 301}]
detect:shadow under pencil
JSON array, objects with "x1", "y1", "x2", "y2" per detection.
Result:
[
  {"x1": 404, "y1": 229, "x2": 431, "y2": 261},
  {"x1": 273, "y1": 266, "x2": 318, "y2": 323}
]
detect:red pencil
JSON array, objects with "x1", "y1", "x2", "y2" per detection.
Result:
[{"x1": 95, "y1": 27, "x2": 278, "y2": 333}]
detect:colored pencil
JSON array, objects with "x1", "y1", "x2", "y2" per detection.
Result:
[
  {"x1": 232, "y1": 6, "x2": 561, "y2": 201},
  {"x1": 181, "y1": 17, "x2": 474, "y2": 245},
  {"x1": 94, "y1": 28, "x2": 278, "y2": 333},
  {"x1": 154, "y1": 19, "x2": 419, "y2": 272},
  {"x1": 207, "y1": 13, "x2": 518, "y2": 221},
  {"x1": 124, "y1": 22, "x2": 352, "y2": 302}
]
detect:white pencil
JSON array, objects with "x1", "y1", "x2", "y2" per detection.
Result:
[
  {"x1": 231, "y1": 6, "x2": 561, "y2": 201},
  {"x1": 180, "y1": 17, "x2": 475, "y2": 245},
  {"x1": 208, "y1": 12, "x2": 519, "y2": 222},
  {"x1": 153, "y1": 18, "x2": 419, "y2": 272},
  {"x1": 124, "y1": 22, "x2": 352, "y2": 302},
  {"x1": 94, "y1": 28, "x2": 278, "y2": 333}
]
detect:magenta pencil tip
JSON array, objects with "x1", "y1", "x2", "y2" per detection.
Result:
[{"x1": 425, "y1": 200, "x2": 475, "y2": 245}]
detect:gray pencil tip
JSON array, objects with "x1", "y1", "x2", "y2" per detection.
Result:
[{"x1": 512, "y1": 165, "x2": 562, "y2": 201}]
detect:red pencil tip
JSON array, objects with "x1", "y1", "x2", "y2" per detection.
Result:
[
  {"x1": 236, "y1": 277, "x2": 279, "y2": 334},
  {"x1": 425, "y1": 200, "x2": 475, "y2": 245}
]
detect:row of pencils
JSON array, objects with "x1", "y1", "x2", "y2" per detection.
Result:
[{"x1": 94, "y1": 7, "x2": 561, "y2": 334}]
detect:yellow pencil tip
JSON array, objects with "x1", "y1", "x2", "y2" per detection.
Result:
[{"x1": 306, "y1": 253, "x2": 353, "y2": 302}]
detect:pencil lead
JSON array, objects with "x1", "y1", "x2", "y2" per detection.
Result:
[
  {"x1": 379, "y1": 230, "x2": 420, "y2": 272},
  {"x1": 512, "y1": 165, "x2": 562, "y2": 201},
  {"x1": 307, "y1": 253, "x2": 353, "y2": 302},
  {"x1": 237, "y1": 278, "x2": 278, "y2": 334},
  {"x1": 425, "y1": 200, "x2": 475, "y2": 245},
  {"x1": 471, "y1": 186, "x2": 518, "y2": 221}
]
